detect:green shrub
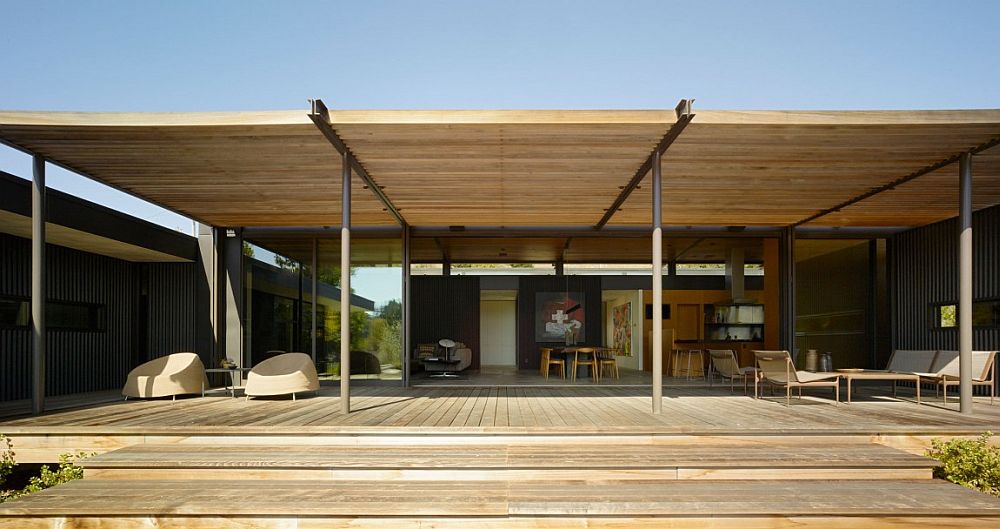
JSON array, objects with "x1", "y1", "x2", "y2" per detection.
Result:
[
  {"x1": 0, "y1": 435, "x2": 13, "y2": 484},
  {"x1": 927, "y1": 432, "x2": 1000, "y2": 497},
  {"x1": 0, "y1": 435, "x2": 91, "y2": 503}
]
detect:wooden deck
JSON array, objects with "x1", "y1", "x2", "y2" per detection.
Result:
[
  {"x1": 3, "y1": 384, "x2": 1000, "y2": 462},
  {"x1": 4, "y1": 385, "x2": 1000, "y2": 528}
]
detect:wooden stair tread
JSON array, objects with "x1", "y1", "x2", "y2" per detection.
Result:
[
  {"x1": 2, "y1": 479, "x2": 999, "y2": 517},
  {"x1": 80, "y1": 442, "x2": 934, "y2": 470}
]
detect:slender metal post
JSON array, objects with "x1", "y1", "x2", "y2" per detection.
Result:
[
  {"x1": 402, "y1": 224, "x2": 411, "y2": 387},
  {"x1": 31, "y1": 155, "x2": 46, "y2": 415},
  {"x1": 651, "y1": 150, "x2": 663, "y2": 414},
  {"x1": 340, "y1": 153, "x2": 352, "y2": 414},
  {"x1": 311, "y1": 237, "x2": 318, "y2": 364},
  {"x1": 959, "y1": 153, "x2": 973, "y2": 414}
]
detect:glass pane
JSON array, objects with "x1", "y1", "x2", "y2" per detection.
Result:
[
  {"x1": 0, "y1": 297, "x2": 28, "y2": 327},
  {"x1": 795, "y1": 239, "x2": 872, "y2": 369}
]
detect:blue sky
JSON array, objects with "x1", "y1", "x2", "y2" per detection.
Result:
[{"x1": 2, "y1": 0, "x2": 998, "y2": 303}]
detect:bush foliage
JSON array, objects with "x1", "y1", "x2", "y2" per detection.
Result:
[
  {"x1": 927, "y1": 432, "x2": 1000, "y2": 497},
  {"x1": 0, "y1": 434, "x2": 90, "y2": 503}
]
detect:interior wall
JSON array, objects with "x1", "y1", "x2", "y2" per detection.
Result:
[
  {"x1": 641, "y1": 288, "x2": 767, "y2": 369},
  {"x1": 480, "y1": 298, "x2": 517, "y2": 366},
  {"x1": 516, "y1": 275, "x2": 603, "y2": 370},
  {"x1": 412, "y1": 275, "x2": 481, "y2": 369},
  {"x1": 603, "y1": 289, "x2": 643, "y2": 371}
]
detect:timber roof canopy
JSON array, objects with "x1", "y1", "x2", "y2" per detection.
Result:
[{"x1": 1, "y1": 106, "x2": 998, "y2": 236}]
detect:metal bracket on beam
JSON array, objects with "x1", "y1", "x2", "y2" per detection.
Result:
[
  {"x1": 792, "y1": 135, "x2": 1000, "y2": 227},
  {"x1": 308, "y1": 98, "x2": 406, "y2": 226},
  {"x1": 595, "y1": 98, "x2": 696, "y2": 229}
]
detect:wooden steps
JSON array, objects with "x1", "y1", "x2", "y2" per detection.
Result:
[
  {"x1": 2, "y1": 479, "x2": 1000, "y2": 528},
  {"x1": 79, "y1": 441, "x2": 936, "y2": 481},
  {"x1": 3, "y1": 436, "x2": 1000, "y2": 528}
]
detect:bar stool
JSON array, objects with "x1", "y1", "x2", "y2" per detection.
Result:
[{"x1": 677, "y1": 349, "x2": 705, "y2": 380}]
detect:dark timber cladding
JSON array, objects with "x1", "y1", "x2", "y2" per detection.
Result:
[
  {"x1": 892, "y1": 204, "x2": 1000, "y2": 354},
  {"x1": 595, "y1": 99, "x2": 694, "y2": 229}
]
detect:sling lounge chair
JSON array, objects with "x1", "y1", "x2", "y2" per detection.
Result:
[
  {"x1": 754, "y1": 350, "x2": 840, "y2": 406},
  {"x1": 916, "y1": 350, "x2": 997, "y2": 405},
  {"x1": 708, "y1": 349, "x2": 756, "y2": 395}
]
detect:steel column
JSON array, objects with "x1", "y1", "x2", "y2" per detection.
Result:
[
  {"x1": 959, "y1": 153, "x2": 973, "y2": 414},
  {"x1": 311, "y1": 237, "x2": 318, "y2": 364},
  {"x1": 31, "y1": 155, "x2": 46, "y2": 415},
  {"x1": 779, "y1": 226, "x2": 797, "y2": 358},
  {"x1": 402, "y1": 224, "x2": 411, "y2": 387},
  {"x1": 651, "y1": 149, "x2": 663, "y2": 414},
  {"x1": 340, "y1": 153, "x2": 352, "y2": 414}
]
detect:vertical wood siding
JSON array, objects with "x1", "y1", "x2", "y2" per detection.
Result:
[
  {"x1": 146, "y1": 263, "x2": 198, "y2": 360},
  {"x1": 0, "y1": 234, "x2": 197, "y2": 402},
  {"x1": 411, "y1": 276, "x2": 481, "y2": 369},
  {"x1": 892, "y1": 205, "x2": 999, "y2": 396}
]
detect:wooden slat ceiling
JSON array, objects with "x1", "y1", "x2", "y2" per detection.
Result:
[
  {"x1": 808, "y1": 144, "x2": 1000, "y2": 226},
  {"x1": 329, "y1": 110, "x2": 673, "y2": 226},
  {"x1": 248, "y1": 234, "x2": 763, "y2": 265},
  {"x1": 613, "y1": 110, "x2": 1000, "y2": 227},
  {"x1": 1, "y1": 108, "x2": 999, "y2": 232},
  {"x1": 0, "y1": 111, "x2": 396, "y2": 227}
]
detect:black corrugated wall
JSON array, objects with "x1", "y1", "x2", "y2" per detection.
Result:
[
  {"x1": 892, "y1": 204, "x2": 1000, "y2": 351},
  {"x1": 0, "y1": 234, "x2": 197, "y2": 402}
]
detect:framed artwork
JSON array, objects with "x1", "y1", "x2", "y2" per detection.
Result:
[
  {"x1": 535, "y1": 291, "x2": 585, "y2": 342},
  {"x1": 612, "y1": 302, "x2": 632, "y2": 357}
]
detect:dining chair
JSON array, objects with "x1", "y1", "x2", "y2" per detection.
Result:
[
  {"x1": 572, "y1": 347, "x2": 599, "y2": 382},
  {"x1": 540, "y1": 347, "x2": 565, "y2": 380},
  {"x1": 597, "y1": 348, "x2": 619, "y2": 380}
]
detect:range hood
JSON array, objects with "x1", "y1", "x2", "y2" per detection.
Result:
[{"x1": 724, "y1": 247, "x2": 755, "y2": 304}]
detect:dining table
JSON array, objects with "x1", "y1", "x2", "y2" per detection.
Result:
[{"x1": 550, "y1": 346, "x2": 614, "y2": 381}]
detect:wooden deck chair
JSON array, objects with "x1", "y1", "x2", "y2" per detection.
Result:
[
  {"x1": 708, "y1": 349, "x2": 755, "y2": 395},
  {"x1": 754, "y1": 350, "x2": 840, "y2": 406}
]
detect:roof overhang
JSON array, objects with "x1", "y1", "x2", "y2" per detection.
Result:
[
  {"x1": 0, "y1": 171, "x2": 196, "y2": 262},
  {"x1": 1, "y1": 105, "x2": 998, "y2": 265}
]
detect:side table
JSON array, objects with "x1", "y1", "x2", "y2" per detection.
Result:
[{"x1": 203, "y1": 367, "x2": 252, "y2": 397}]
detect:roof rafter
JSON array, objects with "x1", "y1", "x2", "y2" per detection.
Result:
[
  {"x1": 793, "y1": 135, "x2": 1000, "y2": 227},
  {"x1": 594, "y1": 99, "x2": 695, "y2": 230},
  {"x1": 308, "y1": 99, "x2": 406, "y2": 226}
]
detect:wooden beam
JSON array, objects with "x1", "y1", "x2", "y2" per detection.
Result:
[
  {"x1": 793, "y1": 135, "x2": 1000, "y2": 227},
  {"x1": 595, "y1": 99, "x2": 695, "y2": 229},
  {"x1": 309, "y1": 99, "x2": 406, "y2": 226}
]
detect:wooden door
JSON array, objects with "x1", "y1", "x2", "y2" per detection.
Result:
[{"x1": 675, "y1": 304, "x2": 701, "y2": 341}]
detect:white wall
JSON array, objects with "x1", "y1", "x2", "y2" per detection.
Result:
[
  {"x1": 480, "y1": 297, "x2": 517, "y2": 366},
  {"x1": 603, "y1": 289, "x2": 643, "y2": 371}
]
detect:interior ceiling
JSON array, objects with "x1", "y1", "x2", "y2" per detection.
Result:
[
  {"x1": 1, "y1": 108, "x2": 998, "y2": 236},
  {"x1": 246, "y1": 234, "x2": 764, "y2": 265}
]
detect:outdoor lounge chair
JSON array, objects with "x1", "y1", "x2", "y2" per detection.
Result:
[
  {"x1": 915, "y1": 350, "x2": 997, "y2": 405},
  {"x1": 708, "y1": 349, "x2": 755, "y2": 395},
  {"x1": 884, "y1": 349, "x2": 938, "y2": 374},
  {"x1": 754, "y1": 350, "x2": 839, "y2": 406},
  {"x1": 122, "y1": 352, "x2": 208, "y2": 400},
  {"x1": 244, "y1": 352, "x2": 319, "y2": 401}
]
